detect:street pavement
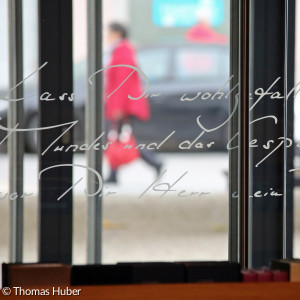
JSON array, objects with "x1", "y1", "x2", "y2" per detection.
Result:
[
  {"x1": 0, "y1": 152, "x2": 300, "y2": 278},
  {"x1": 0, "y1": 152, "x2": 229, "y2": 198}
]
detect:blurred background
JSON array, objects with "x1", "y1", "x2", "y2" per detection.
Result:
[{"x1": 0, "y1": 0, "x2": 299, "y2": 272}]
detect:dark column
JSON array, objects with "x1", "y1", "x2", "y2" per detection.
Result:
[
  {"x1": 38, "y1": 0, "x2": 73, "y2": 264},
  {"x1": 249, "y1": 0, "x2": 295, "y2": 267}
]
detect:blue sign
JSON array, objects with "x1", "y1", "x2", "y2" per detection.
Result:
[{"x1": 152, "y1": 0, "x2": 225, "y2": 28}]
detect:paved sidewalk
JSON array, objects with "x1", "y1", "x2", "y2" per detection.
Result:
[
  {"x1": 1, "y1": 153, "x2": 300, "y2": 284},
  {"x1": 0, "y1": 152, "x2": 229, "y2": 197}
]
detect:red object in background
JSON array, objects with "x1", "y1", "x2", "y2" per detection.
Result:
[
  {"x1": 185, "y1": 23, "x2": 228, "y2": 44},
  {"x1": 256, "y1": 269, "x2": 273, "y2": 282},
  {"x1": 272, "y1": 270, "x2": 289, "y2": 282},
  {"x1": 105, "y1": 134, "x2": 140, "y2": 169},
  {"x1": 242, "y1": 270, "x2": 258, "y2": 282},
  {"x1": 242, "y1": 269, "x2": 289, "y2": 282},
  {"x1": 105, "y1": 39, "x2": 150, "y2": 121}
]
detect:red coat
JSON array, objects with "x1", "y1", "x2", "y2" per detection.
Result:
[{"x1": 105, "y1": 39, "x2": 150, "y2": 121}]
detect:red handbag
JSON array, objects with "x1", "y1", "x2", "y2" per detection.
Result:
[{"x1": 105, "y1": 125, "x2": 140, "y2": 169}]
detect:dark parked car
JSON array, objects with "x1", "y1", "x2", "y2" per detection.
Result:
[
  {"x1": 134, "y1": 42, "x2": 230, "y2": 151},
  {"x1": 0, "y1": 42, "x2": 230, "y2": 152}
]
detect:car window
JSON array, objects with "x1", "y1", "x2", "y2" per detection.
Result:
[
  {"x1": 137, "y1": 48, "x2": 170, "y2": 82},
  {"x1": 174, "y1": 46, "x2": 229, "y2": 81}
]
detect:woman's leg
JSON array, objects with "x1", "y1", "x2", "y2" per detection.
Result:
[
  {"x1": 139, "y1": 149, "x2": 162, "y2": 176},
  {"x1": 130, "y1": 117, "x2": 162, "y2": 176},
  {"x1": 105, "y1": 120, "x2": 123, "y2": 183},
  {"x1": 106, "y1": 168, "x2": 117, "y2": 183}
]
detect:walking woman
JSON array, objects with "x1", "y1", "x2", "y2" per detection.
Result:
[{"x1": 104, "y1": 22, "x2": 162, "y2": 183}]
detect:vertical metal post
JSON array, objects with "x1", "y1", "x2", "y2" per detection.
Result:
[
  {"x1": 239, "y1": 0, "x2": 250, "y2": 269},
  {"x1": 229, "y1": 0, "x2": 240, "y2": 263},
  {"x1": 8, "y1": 0, "x2": 24, "y2": 263},
  {"x1": 87, "y1": 0, "x2": 103, "y2": 264},
  {"x1": 283, "y1": 0, "x2": 295, "y2": 260},
  {"x1": 282, "y1": 0, "x2": 295, "y2": 260},
  {"x1": 283, "y1": 0, "x2": 289, "y2": 261}
]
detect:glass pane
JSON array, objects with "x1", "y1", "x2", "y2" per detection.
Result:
[
  {"x1": 0, "y1": 1, "x2": 9, "y2": 276},
  {"x1": 0, "y1": 0, "x2": 232, "y2": 271},
  {"x1": 0, "y1": 0, "x2": 39, "y2": 282},
  {"x1": 101, "y1": 0, "x2": 230, "y2": 263}
]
